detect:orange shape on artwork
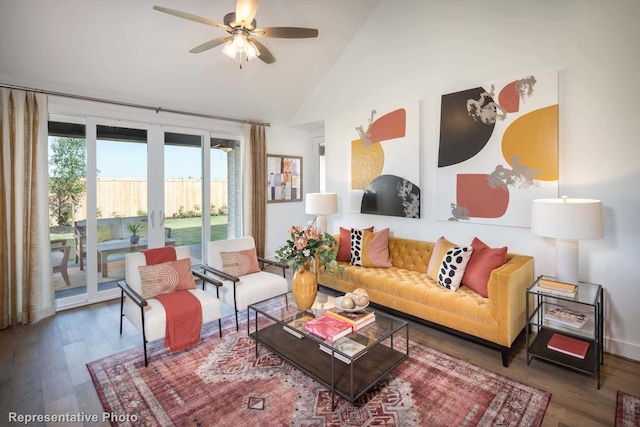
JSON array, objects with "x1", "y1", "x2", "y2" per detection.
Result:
[
  {"x1": 457, "y1": 174, "x2": 509, "y2": 218},
  {"x1": 502, "y1": 105, "x2": 558, "y2": 181},
  {"x1": 369, "y1": 109, "x2": 406, "y2": 143},
  {"x1": 351, "y1": 139, "x2": 384, "y2": 189},
  {"x1": 498, "y1": 81, "x2": 519, "y2": 113}
]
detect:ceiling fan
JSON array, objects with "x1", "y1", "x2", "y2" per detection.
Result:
[{"x1": 153, "y1": 0, "x2": 319, "y2": 67}]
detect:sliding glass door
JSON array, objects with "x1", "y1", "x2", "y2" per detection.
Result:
[{"x1": 49, "y1": 115, "x2": 242, "y2": 310}]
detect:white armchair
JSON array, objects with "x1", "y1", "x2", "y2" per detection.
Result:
[
  {"x1": 203, "y1": 237, "x2": 289, "y2": 330},
  {"x1": 118, "y1": 246, "x2": 223, "y2": 366}
]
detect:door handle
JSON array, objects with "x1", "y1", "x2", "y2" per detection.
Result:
[
  {"x1": 150, "y1": 210, "x2": 156, "y2": 228},
  {"x1": 160, "y1": 210, "x2": 165, "y2": 227}
]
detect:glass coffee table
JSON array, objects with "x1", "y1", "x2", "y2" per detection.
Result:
[{"x1": 247, "y1": 291, "x2": 409, "y2": 410}]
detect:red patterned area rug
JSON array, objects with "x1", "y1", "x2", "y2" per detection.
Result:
[
  {"x1": 88, "y1": 317, "x2": 550, "y2": 426},
  {"x1": 616, "y1": 391, "x2": 640, "y2": 426}
]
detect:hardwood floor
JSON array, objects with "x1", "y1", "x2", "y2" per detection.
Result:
[{"x1": 1, "y1": 281, "x2": 638, "y2": 426}]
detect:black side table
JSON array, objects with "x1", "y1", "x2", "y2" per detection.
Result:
[{"x1": 526, "y1": 275, "x2": 604, "y2": 388}]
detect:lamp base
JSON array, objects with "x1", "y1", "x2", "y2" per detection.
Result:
[
  {"x1": 556, "y1": 239, "x2": 579, "y2": 285},
  {"x1": 316, "y1": 214, "x2": 328, "y2": 234}
]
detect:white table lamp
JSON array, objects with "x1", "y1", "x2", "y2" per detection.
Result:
[
  {"x1": 531, "y1": 196, "x2": 604, "y2": 284},
  {"x1": 305, "y1": 193, "x2": 338, "y2": 233}
]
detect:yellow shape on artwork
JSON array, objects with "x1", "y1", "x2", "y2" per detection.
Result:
[
  {"x1": 351, "y1": 139, "x2": 384, "y2": 189},
  {"x1": 502, "y1": 104, "x2": 558, "y2": 181}
]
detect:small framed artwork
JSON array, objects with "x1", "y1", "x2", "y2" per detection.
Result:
[{"x1": 267, "y1": 154, "x2": 303, "y2": 203}]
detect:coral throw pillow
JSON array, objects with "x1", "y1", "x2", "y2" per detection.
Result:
[
  {"x1": 462, "y1": 237, "x2": 508, "y2": 298},
  {"x1": 220, "y1": 248, "x2": 261, "y2": 277},
  {"x1": 337, "y1": 226, "x2": 374, "y2": 262},
  {"x1": 427, "y1": 236, "x2": 459, "y2": 281},
  {"x1": 139, "y1": 258, "x2": 196, "y2": 299},
  {"x1": 350, "y1": 228, "x2": 392, "y2": 268}
]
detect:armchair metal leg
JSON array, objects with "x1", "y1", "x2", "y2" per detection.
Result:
[
  {"x1": 119, "y1": 289, "x2": 124, "y2": 334},
  {"x1": 233, "y1": 283, "x2": 239, "y2": 331},
  {"x1": 218, "y1": 319, "x2": 222, "y2": 337},
  {"x1": 140, "y1": 306, "x2": 148, "y2": 367}
]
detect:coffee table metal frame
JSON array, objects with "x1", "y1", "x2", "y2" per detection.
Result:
[{"x1": 248, "y1": 291, "x2": 409, "y2": 410}]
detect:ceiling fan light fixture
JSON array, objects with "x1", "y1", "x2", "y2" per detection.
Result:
[
  {"x1": 232, "y1": 33, "x2": 248, "y2": 48},
  {"x1": 222, "y1": 40, "x2": 238, "y2": 58},
  {"x1": 245, "y1": 40, "x2": 260, "y2": 60}
]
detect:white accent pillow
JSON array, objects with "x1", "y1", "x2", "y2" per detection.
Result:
[{"x1": 437, "y1": 246, "x2": 473, "y2": 291}]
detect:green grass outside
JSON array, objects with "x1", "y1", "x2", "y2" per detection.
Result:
[{"x1": 50, "y1": 216, "x2": 228, "y2": 262}]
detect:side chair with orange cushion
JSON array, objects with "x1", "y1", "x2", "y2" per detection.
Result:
[
  {"x1": 203, "y1": 237, "x2": 289, "y2": 331},
  {"x1": 118, "y1": 246, "x2": 223, "y2": 366}
]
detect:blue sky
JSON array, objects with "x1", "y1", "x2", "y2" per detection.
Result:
[{"x1": 59, "y1": 139, "x2": 228, "y2": 180}]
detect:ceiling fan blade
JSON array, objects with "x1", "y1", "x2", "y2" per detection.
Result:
[
  {"x1": 250, "y1": 38, "x2": 276, "y2": 64},
  {"x1": 253, "y1": 27, "x2": 319, "y2": 38},
  {"x1": 235, "y1": 0, "x2": 259, "y2": 26},
  {"x1": 153, "y1": 6, "x2": 229, "y2": 30},
  {"x1": 189, "y1": 36, "x2": 232, "y2": 54}
]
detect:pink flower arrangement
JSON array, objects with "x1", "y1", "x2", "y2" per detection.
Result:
[{"x1": 276, "y1": 221, "x2": 341, "y2": 274}]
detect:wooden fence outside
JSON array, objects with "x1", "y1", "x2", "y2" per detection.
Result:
[{"x1": 69, "y1": 178, "x2": 228, "y2": 221}]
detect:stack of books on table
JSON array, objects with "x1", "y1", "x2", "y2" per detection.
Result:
[
  {"x1": 319, "y1": 336, "x2": 367, "y2": 364},
  {"x1": 537, "y1": 278, "x2": 577, "y2": 298},
  {"x1": 303, "y1": 314, "x2": 353, "y2": 342},
  {"x1": 545, "y1": 306, "x2": 589, "y2": 329},
  {"x1": 325, "y1": 307, "x2": 376, "y2": 331},
  {"x1": 283, "y1": 313, "x2": 316, "y2": 339},
  {"x1": 547, "y1": 332, "x2": 589, "y2": 359}
]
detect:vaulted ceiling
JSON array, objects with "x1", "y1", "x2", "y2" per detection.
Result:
[{"x1": 0, "y1": 0, "x2": 380, "y2": 125}]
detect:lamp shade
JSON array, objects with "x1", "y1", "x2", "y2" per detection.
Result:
[
  {"x1": 305, "y1": 193, "x2": 338, "y2": 215},
  {"x1": 531, "y1": 197, "x2": 604, "y2": 240}
]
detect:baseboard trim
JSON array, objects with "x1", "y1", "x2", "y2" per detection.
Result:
[{"x1": 606, "y1": 336, "x2": 640, "y2": 362}]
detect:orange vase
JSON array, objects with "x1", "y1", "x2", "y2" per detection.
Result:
[{"x1": 292, "y1": 267, "x2": 317, "y2": 311}]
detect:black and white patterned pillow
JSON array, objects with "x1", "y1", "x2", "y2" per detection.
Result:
[
  {"x1": 438, "y1": 246, "x2": 473, "y2": 291},
  {"x1": 350, "y1": 228, "x2": 364, "y2": 266}
]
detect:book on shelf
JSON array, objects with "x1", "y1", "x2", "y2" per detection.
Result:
[
  {"x1": 319, "y1": 337, "x2": 367, "y2": 364},
  {"x1": 545, "y1": 306, "x2": 588, "y2": 329},
  {"x1": 283, "y1": 314, "x2": 315, "y2": 339},
  {"x1": 539, "y1": 278, "x2": 578, "y2": 292},
  {"x1": 326, "y1": 308, "x2": 375, "y2": 329},
  {"x1": 537, "y1": 286, "x2": 577, "y2": 298},
  {"x1": 547, "y1": 332, "x2": 589, "y2": 359},
  {"x1": 304, "y1": 314, "x2": 353, "y2": 342}
]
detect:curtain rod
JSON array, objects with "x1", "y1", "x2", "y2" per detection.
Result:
[{"x1": 0, "y1": 82, "x2": 270, "y2": 127}]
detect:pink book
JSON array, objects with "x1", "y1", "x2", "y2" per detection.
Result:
[
  {"x1": 304, "y1": 315, "x2": 352, "y2": 342},
  {"x1": 547, "y1": 333, "x2": 589, "y2": 359}
]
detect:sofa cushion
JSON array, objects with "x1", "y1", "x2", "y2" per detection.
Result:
[
  {"x1": 437, "y1": 246, "x2": 473, "y2": 291},
  {"x1": 462, "y1": 238, "x2": 507, "y2": 298},
  {"x1": 139, "y1": 258, "x2": 197, "y2": 299},
  {"x1": 427, "y1": 236, "x2": 458, "y2": 280},
  {"x1": 97, "y1": 224, "x2": 112, "y2": 243},
  {"x1": 331, "y1": 264, "x2": 495, "y2": 324},
  {"x1": 220, "y1": 248, "x2": 260, "y2": 277},
  {"x1": 350, "y1": 228, "x2": 392, "y2": 268},
  {"x1": 337, "y1": 226, "x2": 374, "y2": 262}
]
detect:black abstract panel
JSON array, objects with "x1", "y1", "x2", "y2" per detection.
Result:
[
  {"x1": 438, "y1": 87, "x2": 495, "y2": 167},
  {"x1": 361, "y1": 174, "x2": 420, "y2": 218}
]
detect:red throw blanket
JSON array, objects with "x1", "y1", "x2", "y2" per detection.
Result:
[
  {"x1": 142, "y1": 246, "x2": 177, "y2": 265},
  {"x1": 143, "y1": 246, "x2": 201, "y2": 353},
  {"x1": 156, "y1": 290, "x2": 203, "y2": 353}
]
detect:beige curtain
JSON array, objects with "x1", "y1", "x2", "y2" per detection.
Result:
[
  {"x1": 242, "y1": 124, "x2": 267, "y2": 258},
  {"x1": 0, "y1": 89, "x2": 53, "y2": 329}
]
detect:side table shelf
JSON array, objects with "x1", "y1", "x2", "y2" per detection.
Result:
[{"x1": 525, "y1": 276, "x2": 604, "y2": 388}]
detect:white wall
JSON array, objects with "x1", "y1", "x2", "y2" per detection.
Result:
[
  {"x1": 291, "y1": 0, "x2": 640, "y2": 360},
  {"x1": 264, "y1": 125, "x2": 318, "y2": 259}
]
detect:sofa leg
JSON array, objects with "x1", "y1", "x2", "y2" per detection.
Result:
[{"x1": 501, "y1": 347, "x2": 509, "y2": 367}]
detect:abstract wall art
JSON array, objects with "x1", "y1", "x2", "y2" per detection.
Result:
[
  {"x1": 267, "y1": 154, "x2": 302, "y2": 203},
  {"x1": 349, "y1": 101, "x2": 421, "y2": 218},
  {"x1": 436, "y1": 71, "x2": 558, "y2": 227}
]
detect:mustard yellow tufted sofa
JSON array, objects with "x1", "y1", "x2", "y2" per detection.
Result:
[{"x1": 317, "y1": 236, "x2": 534, "y2": 367}]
